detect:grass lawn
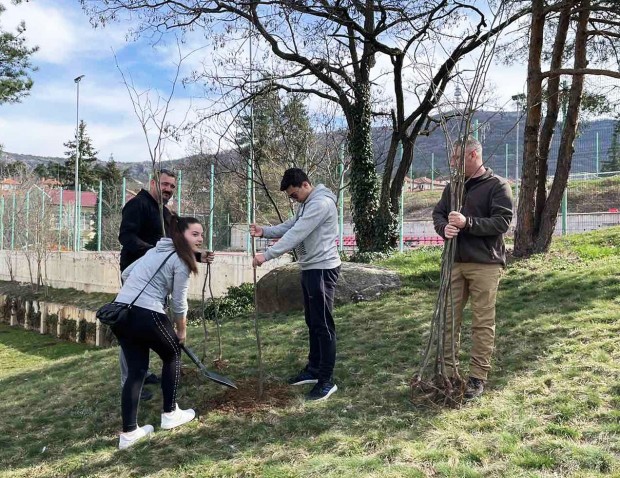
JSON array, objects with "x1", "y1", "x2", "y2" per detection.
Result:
[{"x1": 1, "y1": 228, "x2": 620, "y2": 477}]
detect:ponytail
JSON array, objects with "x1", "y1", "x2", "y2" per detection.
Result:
[{"x1": 167, "y1": 214, "x2": 200, "y2": 274}]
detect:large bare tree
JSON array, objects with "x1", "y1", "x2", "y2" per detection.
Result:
[
  {"x1": 514, "y1": 0, "x2": 620, "y2": 256},
  {"x1": 81, "y1": 1, "x2": 529, "y2": 251}
]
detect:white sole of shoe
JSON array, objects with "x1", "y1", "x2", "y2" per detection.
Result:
[
  {"x1": 118, "y1": 425, "x2": 154, "y2": 450},
  {"x1": 161, "y1": 411, "x2": 196, "y2": 430},
  {"x1": 290, "y1": 379, "x2": 319, "y2": 386},
  {"x1": 307, "y1": 384, "x2": 338, "y2": 402}
]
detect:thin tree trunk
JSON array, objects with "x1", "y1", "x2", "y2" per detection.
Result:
[{"x1": 535, "y1": 3, "x2": 572, "y2": 232}]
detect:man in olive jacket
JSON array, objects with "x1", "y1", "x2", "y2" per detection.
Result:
[{"x1": 432, "y1": 137, "x2": 513, "y2": 400}]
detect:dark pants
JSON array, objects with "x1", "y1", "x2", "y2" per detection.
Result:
[
  {"x1": 301, "y1": 266, "x2": 340, "y2": 382},
  {"x1": 113, "y1": 305, "x2": 180, "y2": 432}
]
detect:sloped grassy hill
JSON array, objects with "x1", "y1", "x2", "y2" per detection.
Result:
[{"x1": 1, "y1": 228, "x2": 619, "y2": 477}]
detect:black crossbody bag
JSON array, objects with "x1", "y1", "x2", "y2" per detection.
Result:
[{"x1": 96, "y1": 251, "x2": 175, "y2": 327}]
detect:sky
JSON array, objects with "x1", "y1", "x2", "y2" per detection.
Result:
[{"x1": 0, "y1": 0, "x2": 529, "y2": 163}]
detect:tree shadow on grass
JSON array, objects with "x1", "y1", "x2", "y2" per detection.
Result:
[
  {"x1": 2, "y1": 254, "x2": 620, "y2": 477},
  {"x1": 0, "y1": 323, "x2": 89, "y2": 363},
  {"x1": 492, "y1": 262, "x2": 620, "y2": 390}
]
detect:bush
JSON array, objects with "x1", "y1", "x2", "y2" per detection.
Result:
[
  {"x1": 0, "y1": 297, "x2": 12, "y2": 324},
  {"x1": 60, "y1": 319, "x2": 78, "y2": 341},
  {"x1": 348, "y1": 250, "x2": 394, "y2": 263},
  {"x1": 78, "y1": 320, "x2": 97, "y2": 344},
  {"x1": 15, "y1": 302, "x2": 25, "y2": 326},
  {"x1": 189, "y1": 283, "x2": 254, "y2": 325},
  {"x1": 45, "y1": 313, "x2": 59, "y2": 335},
  {"x1": 25, "y1": 306, "x2": 41, "y2": 330}
]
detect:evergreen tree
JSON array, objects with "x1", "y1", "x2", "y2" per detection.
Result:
[
  {"x1": 62, "y1": 120, "x2": 99, "y2": 189},
  {"x1": 33, "y1": 162, "x2": 64, "y2": 180},
  {"x1": 0, "y1": 159, "x2": 26, "y2": 178},
  {"x1": 237, "y1": 91, "x2": 313, "y2": 168},
  {"x1": 91, "y1": 157, "x2": 125, "y2": 250},
  {"x1": 235, "y1": 91, "x2": 315, "y2": 222},
  {"x1": 602, "y1": 120, "x2": 620, "y2": 173},
  {"x1": 0, "y1": 1, "x2": 37, "y2": 104}
]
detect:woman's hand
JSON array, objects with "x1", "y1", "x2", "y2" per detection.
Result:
[
  {"x1": 175, "y1": 320, "x2": 187, "y2": 344},
  {"x1": 201, "y1": 251, "x2": 215, "y2": 264}
]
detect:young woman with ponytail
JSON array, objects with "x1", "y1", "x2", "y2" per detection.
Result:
[{"x1": 111, "y1": 215, "x2": 208, "y2": 450}]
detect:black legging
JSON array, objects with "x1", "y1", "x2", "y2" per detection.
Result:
[{"x1": 113, "y1": 305, "x2": 181, "y2": 432}]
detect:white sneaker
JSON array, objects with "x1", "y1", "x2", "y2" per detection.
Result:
[
  {"x1": 161, "y1": 404, "x2": 196, "y2": 430},
  {"x1": 118, "y1": 424, "x2": 154, "y2": 450}
]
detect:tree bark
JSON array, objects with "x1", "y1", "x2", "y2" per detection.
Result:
[
  {"x1": 535, "y1": 4, "x2": 572, "y2": 232},
  {"x1": 514, "y1": 0, "x2": 546, "y2": 257},
  {"x1": 347, "y1": 87, "x2": 379, "y2": 252},
  {"x1": 533, "y1": 0, "x2": 590, "y2": 253}
]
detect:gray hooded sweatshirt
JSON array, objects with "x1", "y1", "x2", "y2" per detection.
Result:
[
  {"x1": 115, "y1": 238, "x2": 191, "y2": 316},
  {"x1": 263, "y1": 184, "x2": 341, "y2": 270}
]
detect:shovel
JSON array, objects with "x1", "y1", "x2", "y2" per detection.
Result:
[{"x1": 181, "y1": 344, "x2": 237, "y2": 389}]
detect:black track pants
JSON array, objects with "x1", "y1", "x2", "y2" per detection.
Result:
[{"x1": 301, "y1": 266, "x2": 340, "y2": 382}]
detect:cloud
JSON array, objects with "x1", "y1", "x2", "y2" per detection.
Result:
[
  {"x1": 0, "y1": 0, "x2": 530, "y2": 164},
  {"x1": 3, "y1": 0, "x2": 129, "y2": 65}
]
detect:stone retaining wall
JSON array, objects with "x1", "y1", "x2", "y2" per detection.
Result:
[{"x1": 0, "y1": 294, "x2": 112, "y2": 347}]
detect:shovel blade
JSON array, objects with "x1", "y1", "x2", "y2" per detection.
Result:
[{"x1": 181, "y1": 344, "x2": 237, "y2": 389}]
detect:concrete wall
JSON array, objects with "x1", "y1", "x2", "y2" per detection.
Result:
[
  {"x1": 0, "y1": 294, "x2": 109, "y2": 346},
  {"x1": 0, "y1": 250, "x2": 290, "y2": 299}
]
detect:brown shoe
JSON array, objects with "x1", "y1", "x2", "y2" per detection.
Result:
[{"x1": 464, "y1": 377, "x2": 485, "y2": 400}]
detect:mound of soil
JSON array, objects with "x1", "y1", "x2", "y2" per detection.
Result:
[{"x1": 205, "y1": 378, "x2": 295, "y2": 413}]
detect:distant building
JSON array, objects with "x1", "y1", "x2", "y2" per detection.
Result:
[
  {"x1": 404, "y1": 176, "x2": 447, "y2": 192},
  {"x1": 0, "y1": 178, "x2": 20, "y2": 191},
  {"x1": 39, "y1": 178, "x2": 63, "y2": 188}
]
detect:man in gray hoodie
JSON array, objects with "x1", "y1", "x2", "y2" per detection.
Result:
[{"x1": 251, "y1": 168, "x2": 341, "y2": 401}]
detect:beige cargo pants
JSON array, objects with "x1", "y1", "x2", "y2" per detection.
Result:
[{"x1": 444, "y1": 262, "x2": 503, "y2": 380}]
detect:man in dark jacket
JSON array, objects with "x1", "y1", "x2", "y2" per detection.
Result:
[
  {"x1": 432, "y1": 137, "x2": 513, "y2": 400},
  {"x1": 119, "y1": 169, "x2": 176, "y2": 272}
]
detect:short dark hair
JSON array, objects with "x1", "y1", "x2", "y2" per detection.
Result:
[
  {"x1": 157, "y1": 168, "x2": 177, "y2": 179},
  {"x1": 280, "y1": 168, "x2": 310, "y2": 191}
]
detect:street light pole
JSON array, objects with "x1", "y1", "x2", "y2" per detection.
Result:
[{"x1": 73, "y1": 75, "x2": 84, "y2": 251}]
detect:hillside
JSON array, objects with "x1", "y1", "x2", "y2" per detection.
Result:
[
  {"x1": 1, "y1": 227, "x2": 619, "y2": 476},
  {"x1": 3, "y1": 110, "x2": 617, "y2": 184},
  {"x1": 0, "y1": 150, "x2": 184, "y2": 184}
]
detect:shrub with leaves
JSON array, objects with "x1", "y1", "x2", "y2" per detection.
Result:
[
  {"x1": 60, "y1": 319, "x2": 77, "y2": 341},
  {"x1": 348, "y1": 250, "x2": 394, "y2": 263},
  {"x1": 197, "y1": 283, "x2": 254, "y2": 325},
  {"x1": 45, "y1": 313, "x2": 58, "y2": 335},
  {"x1": 78, "y1": 320, "x2": 97, "y2": 344}
]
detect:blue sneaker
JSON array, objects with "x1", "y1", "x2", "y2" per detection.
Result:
[
  {"x1": 287, "y1": 368, "x2": 318, "y2": 386},
  {"x1": 306, "y1": 381, "x2": 337, "y2": 401}
]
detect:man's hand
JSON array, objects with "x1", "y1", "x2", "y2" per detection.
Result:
[
  {"x1": 199, "y1": 251, "x2": 215, "y2": 264},
  {"x1": 448, "y1": 211, "x2": 467, "y2": 229},
  {"x1": 176, "y1": 327, "x2": 186, "y2": 344},
  {"x1": 253, "y1": 253, "x2": 266, "y2": 267},
  {"x1": 250, "y1": 224, "x2": 264, "y2": 237},
  {"x1": 444, "y1": 224, "x2": 460, "y2": 239}
]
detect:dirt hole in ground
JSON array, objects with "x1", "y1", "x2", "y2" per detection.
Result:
[
  {"x1": 182, "y1": 367, "x2": 296, "y2": 413},
  {"x1": 205, "y1": 378, "x2": 296, "y2": 413}
]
